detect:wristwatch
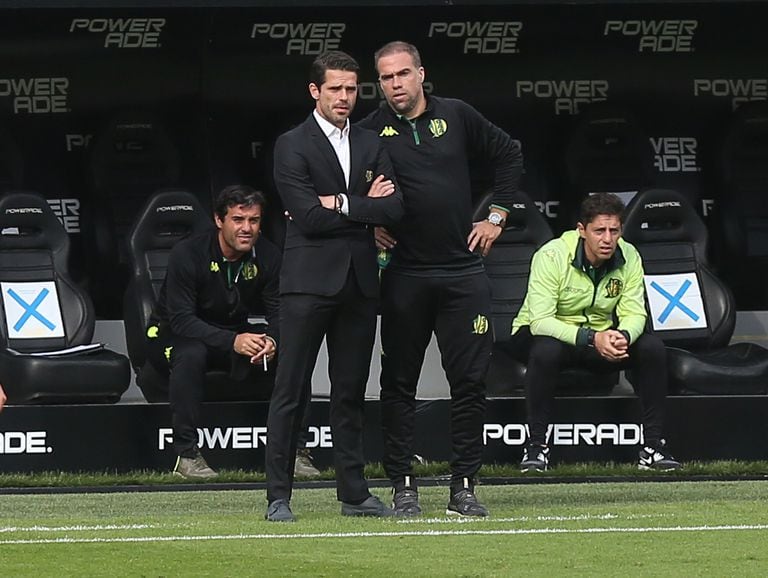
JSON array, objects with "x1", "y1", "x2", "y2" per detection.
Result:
[{"x1": 487, "y1": 211, "x2": 505, "y2": 227}]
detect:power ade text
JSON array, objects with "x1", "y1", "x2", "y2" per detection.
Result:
[
  {"x1": 516, "y1": 80, "x2": 608, "y2": 115},
  {"x1": 0, "y1": 77, "x2": 68, "y2": 114},
  {"x1": 250, "y1": 22, "x2": 345, "y2": 55},
  {"x1": 651, "y1": 137, "x2": 699, "y2": 172},
  {"x1": 483, "y1": 423, "x2": 643, "y2": 446},
  {"x1": 69, "y1": 18, "x2": 165, "y2": 48},
  {"x1": 0, "y1": 431, "x2": 50, "y2": 454},
  {"x1": 428, "y1": 21, "x2": 522, "y2": 54},
  {"x1": 158, "y1": 426, "x2": 333, "y2": 450},
  {"x1": 604, "y1": 19, "x2": 697, "y2": 52},
  {"x1": 694, "y1": 78, "x2": 768, "y2": 109}
]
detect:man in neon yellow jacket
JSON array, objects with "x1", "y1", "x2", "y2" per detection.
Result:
[{"x1": 509, "y1": 193, "x2": 680, "y2": 472}]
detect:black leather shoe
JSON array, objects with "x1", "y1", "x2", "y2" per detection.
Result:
[
  {"x1": 265, "y1": 499, "x2": 296, "y2": 522},
  {"x1": 341, "y1": 495, "x2": 395, "y2": 517}
]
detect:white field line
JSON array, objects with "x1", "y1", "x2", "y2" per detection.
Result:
[
  {"x1": 2, "y1": 524, "x2": 768, "y2": 546},
  {"x1": 0, "y1": 524, "x2": 154, "y2": 533},
  {"x1": 397, "y1": 513, "x2": 665, "y2": 524}
]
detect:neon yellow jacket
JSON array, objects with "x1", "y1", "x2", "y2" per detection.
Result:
[{"x1": 511, "y1": 230, "x2": 647, "y2": 346}]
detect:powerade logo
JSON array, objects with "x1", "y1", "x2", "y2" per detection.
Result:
[
  {"x1": 69, "y1": 18, "x2": 166, "y2": 48},
  {"x1": 250, "y1": 22, "x2": 345, "y2": 55},
  {"x1": 158, "y1": 426, "x2": 333, "y2": 450},
  {"x1": 694, "y1": 78, "x2": 768, "y2": 110},
  {"x1": 651, "y1": 137, "x2": 700, "y2": 172},
  {"x1": 603, "y1": 19, "x2": 697, "y2": 52},
  {"x1": 0, "y1": 77, "x2": 69, "y2": 114},
  {"x1": 483, "y1": 423, "x2": 643, "y2": 446},
  {"x1": 428, "y1": 21, "x2": 522, "y2": 54},
  {"x1": 156, "y1": 205, "x2": 194, "y2": 212},
  {"x1": 358, "y1": 81, "x2": 434, "y2": 101},
  {"x1": 515, "y1": 80, "x2": 608, "y2": 115},
  {"x1": 48, "y1": 198, "x2": 81, "y2": 233},
  {"x1": 0, "y1": 431, "x2": 52, "y2": 454}
]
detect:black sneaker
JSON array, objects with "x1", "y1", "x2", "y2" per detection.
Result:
[
  {"x1": 446, "y1": 478, "x2": 489, "y2": 517},
  {"x1": 265, "y1": 499, "x2": 296, "y2": 522},
  {"x1": 638, "y1": 443, "x2": 681, "y2": 471},
  {"x1": 520, "y1": 443, "x2": 549, "y2": 472},
  {"x1": 392, "y1": 477, "x2": 421, "y2": 517}
]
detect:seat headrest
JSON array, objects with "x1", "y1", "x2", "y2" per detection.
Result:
[
  {"x1": 622, "y1": 189, "x2": 708, "y2": 255},
  {"x1": 90, "y1": 111, "x2": 181, "y2": 188},
  {"x1": 496, "y1": 191, "x2": 554, "y2": 246},
  {"x1": 722, "y1": 100, "x2": 768, "y2": 190},
  {"x1": 128, "y1": 189, "x2": 212, "y2": 257},
  {"x1": 0, "y1": 191, "x2": 68, "y2": 253},
  {"x1": 565, "y1": 102, "x2": 654, "y2": 193}
]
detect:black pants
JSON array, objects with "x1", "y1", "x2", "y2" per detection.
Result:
[
  {"x1": 379, "y1": 270, "x2": 492, "y2": 488},
  {"x1": 265, "y1": 271, "x2": 378, "y2": 504},
  {"x1": 145, "y1": 324, "x2": 274, "y2": 457},
  {"x1": 507, "y1": 327, "x2": 668, "y2": 447}
]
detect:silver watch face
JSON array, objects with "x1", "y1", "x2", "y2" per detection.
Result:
[{"x1": 487, "y1": 212, "x2": 503, "y2": 226}]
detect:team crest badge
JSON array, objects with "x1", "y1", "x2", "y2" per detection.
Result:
[
  {"x1": 605, "y1": 278, "x2": 623, "y2": 298},
  {"x1": 365, "y1": 170, "x2": 374, "y2": 183},
  {"x1": 472, "y1": 314, "x2": 489, "y2": 335},
  {"x1": 429, "y1": 118, "x2": 448, "y2": 138},
  {"x1": 242, "y1": 262, "x2": 258, "y2": 280}
]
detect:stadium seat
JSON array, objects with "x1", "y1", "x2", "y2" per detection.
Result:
[
  {"x1": 0, "y1": 191, "x2": 131, "y2": 404},
  {"x1": 0, "y1": 125, "x2": 23, "y2": 191},
  {"x1": 480, "y1": 192, "x2": 619, "y2": 396},
  {"x1": 124, "y1": 189, "x2": 272, "y2": 403},
  {"x1": 86, "y1": 110, "x2": 183, "y2": 318},
  {"x1": 622, "y1": 188, "x2": 768, "y2": 394},
  {"x1": 560, "y1": 102, "x2": 654, "y2": 229},
  {"x1": 716, "y1": 101, "x2": 768, "y2": 309}
]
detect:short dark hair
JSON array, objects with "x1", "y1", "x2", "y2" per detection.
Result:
[
  {"x1": 374, "y1": 41, "x2": 422, "y2": 72},
  {"x1": 309, "y1": 50, "x2": 360, "y2": 87},
  {"x1": 214, "y1": 185, "x2": 265, "y2": 221},
  {"x1": 579, "y1": 193, "x2": 626, "y2": 225}
]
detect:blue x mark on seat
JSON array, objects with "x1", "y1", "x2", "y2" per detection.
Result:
[
  {"x1": 650, "y1": 279, "x2": 700, "y2": 324},
  {"x1": 6, "y1": 287, "x2": 56, "y2": 332}
]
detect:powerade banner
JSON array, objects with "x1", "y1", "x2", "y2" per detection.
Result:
[
  {"x1": 0, "y1": 3, "x2": 766, "y2": 314},
  {"x1": 1, "y1": 397, "x2": 767, "y2": 473}
]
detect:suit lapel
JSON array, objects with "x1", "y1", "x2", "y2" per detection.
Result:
[
  {"x1": 348, "y1": 127, "x2": 363, "y2": 196},
  {"x1": 307, "y1": 114, "x2": 347, "y2": 190}
]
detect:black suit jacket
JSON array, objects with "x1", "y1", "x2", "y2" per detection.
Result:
[{"x1": 273, "y1": 113, "x2": 404, "y2": 298}]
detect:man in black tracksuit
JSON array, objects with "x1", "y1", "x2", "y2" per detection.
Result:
[
  {"x1": 358, "y1": 41, "x2": 523, "y2": 517},
  {"x1": 144, "y1": 185, "x2": 281, "y2": 479}
]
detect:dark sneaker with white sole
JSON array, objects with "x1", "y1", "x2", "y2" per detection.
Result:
[
  {"x1": 520, "y1": 443, "x2": 550, "y2": 473},
  {"x1": 446, "y1": 478, "x2": 489, "y2": 517},
  {"x1": 638, "y1": 443, "x2": 681, "y2": 471}
]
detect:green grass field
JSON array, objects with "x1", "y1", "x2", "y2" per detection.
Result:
[{"x1": 2, "y1": 480, "x2": 768, "y2": 576}]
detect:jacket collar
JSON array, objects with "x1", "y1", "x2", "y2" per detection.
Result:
[{"x1": 571, "y1": 236, "x2": 626, "y2": 275}]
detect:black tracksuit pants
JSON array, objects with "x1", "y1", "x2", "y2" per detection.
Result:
[
  {"x1": 507, "y1": 326, "x2": 668, "y2": 447},
  {"x1": 379, "y1": 270, "x2": 493, "y2": 489}
]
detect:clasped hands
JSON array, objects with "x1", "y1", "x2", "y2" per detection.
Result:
[
  {"x1": 234, "y1": 333, "x2": 275, "y2": 365},
  {"x1": 594, "y1": 329, "x2": 629, "y2": 362}
]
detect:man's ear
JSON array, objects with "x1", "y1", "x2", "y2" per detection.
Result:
[
  {"x1": 577, "y1": 222, "x2": 586, "y2": 238},
  {"x1": 309, "y1": 82, "x2": 320, "y2": 100}
]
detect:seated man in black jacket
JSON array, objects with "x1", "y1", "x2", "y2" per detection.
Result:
[{"x1": 144, "y1": 185, "x2": 281, "y2": 479}]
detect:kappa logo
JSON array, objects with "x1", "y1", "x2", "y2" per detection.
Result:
[
  {"x1": 242, "y1": 262, "x2": 258, "y2": 280},
  {"x1": 605, "y1": 278, "x2": 623, "y2": 298},
  {"x1": 365, "y1": 169, "x2": 373, "y2": 183},
  {"x1": 164, "y1": 346, "x2": 173, "y2": 361},
  {"x1": 429, "y1": 118, "x2": 448, "y2": 138},
  {"x1": 210, "y1": 261, "x2": 220, "y2": 272},
  {"x1": 379, "y1": 126, "x2": 399, "y2": 137},
  {"x1": 472, "y1": 314, "x2": 489, "y2": 335}
]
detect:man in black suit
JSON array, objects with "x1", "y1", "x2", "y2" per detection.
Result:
[{"x1": 265, "y1": 51, "x2": 404, "y2": 522}]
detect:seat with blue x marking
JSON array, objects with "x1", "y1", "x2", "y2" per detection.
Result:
[
  {"x1": 622, "y1": 188, "x2": 768, "y2": 394},
  {"x1": 0, "y1": 191, "x2": 130, "y2": 403}
]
